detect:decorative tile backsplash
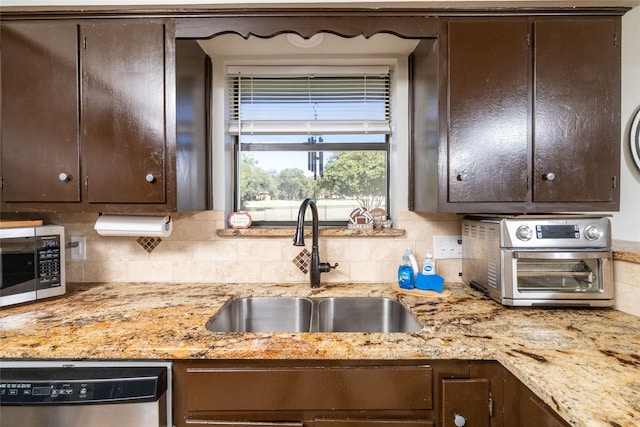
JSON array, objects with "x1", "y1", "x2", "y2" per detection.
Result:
[
  {"x1": 292, "y1": 248, "x2": 311, "y2": 275},
  {"x1": 137, "y1": 236, "x2": 163, "y2": 253},
  {"x1": 35, "y1": 210, "x2": 463, "y2": 285}
]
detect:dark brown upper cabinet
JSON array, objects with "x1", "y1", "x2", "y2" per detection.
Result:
[
  {"x1": 532, "y1": 18, "x2": 620, "y2": 207},
  {"x1": 81, "y1": 21, "x2": 171, "y2": 206},
  {"x1": 412, "y1": 15, "x2": 622, "y2": 213},
  {"x1": 1, "y1": 22, "x2": 81, "y2": 204},
  {"x1": 1, "y1": 19, "x2": 178, "y2": 213}
]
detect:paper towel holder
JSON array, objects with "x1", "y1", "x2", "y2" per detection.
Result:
[{"x1": 94, "y1": 214, "x2": 173, "y2": 238}]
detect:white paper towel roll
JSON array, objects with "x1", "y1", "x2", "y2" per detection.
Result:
[{"x1": 94, "y1": 215, "x2": 172, "y2": 237}]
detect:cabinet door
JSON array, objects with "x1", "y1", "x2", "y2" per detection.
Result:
[
  {"x1": 503, "y1": 369, "x2": 570, "y2": 427},
  {"x1": 446, "y1": 19, "x2": 530, "y2": 203},
  {"x1": 533, "y1": 18, "x2": 620, "y2": 203},
  {"x1": 81, "y1": 21, "x2": 167, "y2": 204},
  {"x1": 1, "y1": 22, "x2": 80, "y2": 202},
  {"x1": 442, "y1": 379, "x2": 490, "y2": 427}
]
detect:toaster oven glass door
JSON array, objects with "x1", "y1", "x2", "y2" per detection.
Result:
[
  {"x1": 512, "y1": 251, "x2": 610, "y2": 295},
  {"x1": 0, "y1": 235, "x2": 37, "y2": 297}
]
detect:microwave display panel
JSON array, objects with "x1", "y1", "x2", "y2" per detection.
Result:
[{"x1": 516, "y1": 258, "x2": 602, "y2": 293}]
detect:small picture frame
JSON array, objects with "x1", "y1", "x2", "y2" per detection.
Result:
[{"x1": 228, "y1": 211, "x2": 253, "y2": 229}]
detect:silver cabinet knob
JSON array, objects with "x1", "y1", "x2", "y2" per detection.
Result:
[
  {"x1": 543, "y1": 172, "x2": 556, "y2": 181},
  {"x1": 145, "y1": 173, "x2": 155, "y2": 183},
  {"x1": 58, "y1": 173, "x2": 70, "y2": 182},
  {"x1": 454, "y1": 414, "x2": 466, "y2": 427}
]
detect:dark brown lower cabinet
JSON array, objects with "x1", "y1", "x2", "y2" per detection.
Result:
[
  {"x1": 172, "y1": 360, "x2": 567, "y2": 427},
  {"x1": 503, "y1": 368, "x2": 570, "y2": 427}
]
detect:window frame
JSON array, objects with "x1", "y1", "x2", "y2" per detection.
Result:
[{"x1": 210, "y1": 51, "x2": 412, "y2": 228}]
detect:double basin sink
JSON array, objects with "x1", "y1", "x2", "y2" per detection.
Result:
[{"x1": 206, "y1": 297, "x2": 422, "y2": 333}]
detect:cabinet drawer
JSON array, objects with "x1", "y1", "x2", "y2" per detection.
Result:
[
  {"x1": 185, "y1": 366, "x2": 432, "y2": 411},
  {"x1": 186, "y1": 423, "x2": 303, "y2": 426},
  {"x1": 315, "y1": 420, "x2": 434, "y2": 427}
]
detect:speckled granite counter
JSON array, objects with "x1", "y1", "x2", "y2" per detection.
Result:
[{"x1": 1, "y1": 281, "x2": 638, "y2": 427}]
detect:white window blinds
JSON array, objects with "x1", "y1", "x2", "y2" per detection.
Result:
[{"x1": 227, "y1": 65, "x2": 391, "y2": 135}]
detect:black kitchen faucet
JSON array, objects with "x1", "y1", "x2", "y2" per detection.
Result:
[{"x1": 293, "y1": 198, "x2": 338, "y2": 288}]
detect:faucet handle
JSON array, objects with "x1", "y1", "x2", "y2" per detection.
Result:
[{"x1": 319, "y1": 262, "x2": 339, "y2": 273}]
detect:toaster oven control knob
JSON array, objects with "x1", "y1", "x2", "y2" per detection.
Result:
[
  {"x1": 584, "y1": 225, "x2": 603, "y2": 240},
  {"x1": 516, "y1": 225, "x2": 533, "y2": 241}
]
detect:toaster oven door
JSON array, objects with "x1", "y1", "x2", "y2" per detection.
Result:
[{"x1": 502, "y1": 250, "x2": 614, "y2": 306}]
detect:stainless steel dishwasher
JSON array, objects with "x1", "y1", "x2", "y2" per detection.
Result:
[{"x1": 0, "y1": 360, "x2": 172, "y2": 427}]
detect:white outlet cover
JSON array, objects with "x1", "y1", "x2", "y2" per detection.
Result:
[
  {"x1": 70, "y1": 236, "x2": 86, "y2": 261},
  {"x1": 433, "y1": 235, "x2": 462, "y2": 259}
]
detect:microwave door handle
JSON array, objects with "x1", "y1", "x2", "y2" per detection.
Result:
[{"x1": 513, "y1": 251, "x2": 610, "y2": 260}]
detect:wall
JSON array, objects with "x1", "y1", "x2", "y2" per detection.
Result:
[
  {"x1": 612, "y1": 5, "x2": 640, "y2": 241},
  {"x1": 610, "y1": 5, "x2": 640, "y2": 317},
  {"x1": 47, "y1": 211, "x2": 464, "y2": 284}
]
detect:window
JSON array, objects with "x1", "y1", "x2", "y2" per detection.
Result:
[{"x1": 227, "y1": 65, "x2": 391, "y2": 225}]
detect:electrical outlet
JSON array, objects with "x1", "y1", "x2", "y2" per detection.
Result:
[
  {"x1": 70, "y1": 236, "x2": 86, "y2": 260},
  {"x1": 434, "y1": 235, "x2": 462, "y2": 259}
]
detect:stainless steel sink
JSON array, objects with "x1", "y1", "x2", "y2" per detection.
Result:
[
  {"x1": 316, "y1": 297, "x2": 422, "y2": 333},
  {"x1": 206, "y1": 297, "x2": 313, "y2": 332},
  {"x1": 206, "y1": 296, "x2": 422, "y2": 333}
]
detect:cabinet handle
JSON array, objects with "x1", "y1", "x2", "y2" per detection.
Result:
[
  {"x1": 454, "y1": 414, "x2": 466, "y2": 426},
  {"x1": 456, "y1": 173, "x2": 467, "y2": 182},
  {"x1": 145, "y1": 173, "x2": 156, "y2": 183},
  {"x1": 58, "y1": 173, "x2": 70, "y2": 183},
  {"x1": 543, "y1": 172, "x2": 556, "y2": 181}
]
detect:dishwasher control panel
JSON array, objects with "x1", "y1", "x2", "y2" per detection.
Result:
[
  {"x1": 1, "y1": 380, "x2": 97, "y2": 403},
  {"x1": 0, "y1": 367, "x2": 166, "y2": 405}
]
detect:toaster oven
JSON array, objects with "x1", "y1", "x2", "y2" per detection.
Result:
[{"x1": 462, "y1": 215, "x2": 614, "y2": 307}]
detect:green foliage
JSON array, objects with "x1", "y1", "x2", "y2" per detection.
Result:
[
  {"x1": 321, "y1": 151, "x2": 386, "y2": 210},
  {"x1": 239, "y1": 155, "x2": 278, "y2": 209},
  {"x1": 239, "y1": 151, "x2": 386, "y2": 212},
  {"x1": 277, "y1": 168, "x2": 312, "y2": 200}
]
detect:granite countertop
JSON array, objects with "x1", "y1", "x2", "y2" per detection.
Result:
[
  {"x1": 613, "y1": 239, "x2": 640, "y2": 263},
  {"x1": 1, "y1": 281, "x2": 639, "y2": 427}
]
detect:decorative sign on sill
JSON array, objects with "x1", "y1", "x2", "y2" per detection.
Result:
[
  {"x1": 369, "y1": 207, "x2": 388, "y2": 229},
  {"x1": 348, "y1": 207, "x2": 374, "y2": 230},
  {"x1": 228, "y1": 211, "x2": 253, "y2": 229}
]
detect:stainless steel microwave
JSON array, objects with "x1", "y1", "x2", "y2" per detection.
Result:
[{"x1": 0, "y1": 225, "x2": 65, "y2": 307}]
